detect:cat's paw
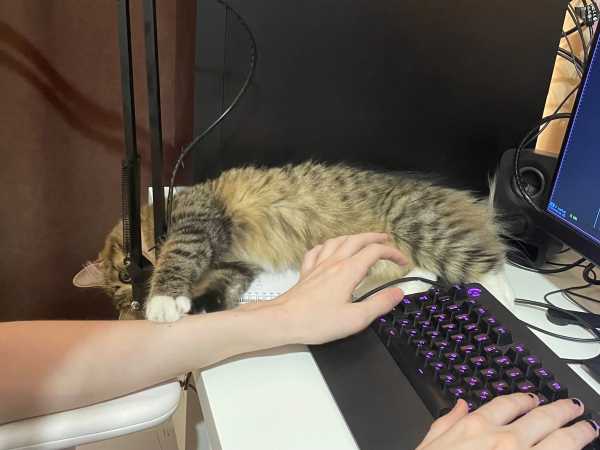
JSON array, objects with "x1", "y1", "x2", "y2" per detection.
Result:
[{"x1": 145, "y1": 295, "x2": 191, "y2": 322}]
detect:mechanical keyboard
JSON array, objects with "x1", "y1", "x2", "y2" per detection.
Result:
[{"x1": 310, "y1": 283, "x2": 600, "y2": 450}]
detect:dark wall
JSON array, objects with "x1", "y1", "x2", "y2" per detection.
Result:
[
  {"x1": 192, "y1": 0, "x2": 568, "y2": 193},
  {"x1": 0, "y1": 0, "x2": 195, "y2": 321}
]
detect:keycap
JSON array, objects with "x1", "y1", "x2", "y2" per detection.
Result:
[
  {"x1": 469, "y1": 356, "x2": 487, "y2": 372},
  {"x1": 416, "y1": 319, "x2": 434, "y2": 335},
  {"x1": 506, "y1": 343, "x2": 529, "y2": 364},
  {"x1": 432, "y1": 313, "x2": 450, "y2": 328},
  {"x1": 482, "y1": 344, "x2": 502, "y2": 361},
  {"x1": 516, "y1": 380, "x2": 537, "y2": 394},
  {"x1": 448, "y1": 285, "x2": 467, "y2": 301},
  {"x1": 463, "y1": 376, "x2": 483, "y2": 390},
  {"x1": 471, "y1": 305, "x2": 489, "y2": 323},
  {"x1": 403, "y1": 328, "x2": 419, "y2": 343},
  {"x1": 397, "y1": 296, "x2": 419, "y2": 315},
  {"x1": 410, "y1": 338, "x2": 428, "y2": 353},
  {"x1": 442, "y1": 352, "x2": 461, "y2": 367},
  {"x1": 439, "y1": 373, "x2": 458, "y2": 389},
  {"x1": 440, "y1": 323, "x2": 459, "y2": 338},
  {"x1": 425, "y1": 330, "x2": 442, "y2": 344},
  {"x1": 491, "y1": 326, "x2": 513, "y2": 345},
  {"x1": 491, "y1": 380, "x2": 510, "y2": 395},
  {"x1": 520, "y1": 355, "x2": 542, "y2": 377},
  {"x1": 472, "y1": 388, "x2": 493, "y2": 405},
  {"x1": 445, "y1": 303, "x2": 463, "y2": 318},
  {"x1": 480, "y1": 367, "x2": 500, "y2": 383},
  {"x1": 376, "y1": 315, "x2": 391, "y2": 333},
  {"x1": 415, "y1": 293, "x2": 433, "y2": 309},
  {"x1": 448, "y1": 386, "x2": 467, "y2": 399},
  {"x1": 481, "y1": 315, "x2": 499, "y2": 332},
  {"x1": 459, "y1": 344, "x2": 476, "y2": 360},
  {"x1": 464, "y1": 324, "x2": 481, "y2": 340},
  {"x1": 383, "y1": 325, "x2": 399, "y2": 346},
  {"x1": 472, "y1": 333, "x2": 491, "y2": 351},
  {"x1": 452, "y1": 363, "x2": 472, "y2": 376},
  {"x1": 450, "y1": 333, "x2": 466, "y2": 350},
  {"x1": 492, "y1": 355, "x2": 512, "y2": 374},
  {"x1": 423, "y1": 304, "x2": 440, "y2": 317},
  {"x1": 542, "y1": 380, "x2": 568, "y2": 401},
  {"x1": 531, "y1": 367, "x2": 554, "y2": 389},
  {"x1": 455, "y1": 314, "x2": 472, "y2": 329}
]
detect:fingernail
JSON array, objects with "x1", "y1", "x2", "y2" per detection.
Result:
[
  {"x1": 585, "y1": 419, "x2": 599, "y2": 434},
  {"x1": 571, "y1": 398, "x2": 583, "y2": 408},
  {"x1": 527, "y1": 393, "x2": 538, "y2": 403}
]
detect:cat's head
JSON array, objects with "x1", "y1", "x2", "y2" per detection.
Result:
[{"x1": 73, "y1": 207, "x2": 154, "y2": 319}]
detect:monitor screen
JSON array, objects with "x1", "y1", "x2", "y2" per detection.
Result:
[{"x1": 546, "y1": 30, "x2": 600, "y2": 250}]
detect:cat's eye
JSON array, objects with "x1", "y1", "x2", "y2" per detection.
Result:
[{"x1": 118, "y1": 270, "x2": 132, "y2": 284}]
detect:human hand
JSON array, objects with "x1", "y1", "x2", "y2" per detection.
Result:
[
  {"x1": 417, "y1": 393, "x2": 598, "y2": 450},
  {"x1": 271, "y1": 232, "x2": 408, "y2": 345}
]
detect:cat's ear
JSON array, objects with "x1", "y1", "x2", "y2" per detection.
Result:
[{"x1": 73, "y1": 261, "x2": 104, "y2": 288}]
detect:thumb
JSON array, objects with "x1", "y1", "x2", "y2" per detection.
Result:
[
  {"x1": 357, "y1": 287, "x2": 404, "y2": 321},
  {"x1": 416, "y1": 400, "x2": 469, "y2": 449}
]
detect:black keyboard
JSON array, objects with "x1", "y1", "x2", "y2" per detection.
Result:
[{"x1": 311, "y1": 283, "x2": 600, "y2": 450}]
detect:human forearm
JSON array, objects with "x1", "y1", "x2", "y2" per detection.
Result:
[{"x1": 0, "y1": 306, "x2": 288, "y2": 424}]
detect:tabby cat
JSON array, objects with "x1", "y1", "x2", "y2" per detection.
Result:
[{"x1": 73, "y1": 161, "x2": 511, "y2": 321}]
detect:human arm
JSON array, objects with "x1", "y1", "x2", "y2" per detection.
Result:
[{"x1": 0, "y1": 232, "x2": 406, "y2": 424}]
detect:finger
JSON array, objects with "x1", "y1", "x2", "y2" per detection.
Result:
[
  {"x1": 315, "y1": 236, "x2": 349, "y2": 266},
  {"x1": 471, "y1": 393, "x2": 538, "y2": 426},
  {"x1": 533, "y1": 418, "x2": 598, "y2": 450},
  {"x1": 300, "y1": 245, "x2": 323, "y2": 278},
  {"x1": 416, "y1": 400, "x2": 469, "y2": 449},
  {"x1": 345, "y1": 243, "x2": 408, "y2": 285},
  {"x1": 353, "y1": 287, "x2": 404, "y2": 324},
  {"x1": 510, "y1": 398, "x2": 585, "y2": 446}
]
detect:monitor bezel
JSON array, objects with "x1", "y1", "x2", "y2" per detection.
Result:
[{"x1": 539, "y1": 27, "x2": 600, "y2": 266}]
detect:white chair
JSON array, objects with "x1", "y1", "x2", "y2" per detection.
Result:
[{"x1": 0, "y1": 381, "x2": 181, "y2": 450}]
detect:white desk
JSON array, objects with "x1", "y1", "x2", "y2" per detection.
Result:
[{"x1": 195, "y1": 253, "x2": 600, "y2": 450}]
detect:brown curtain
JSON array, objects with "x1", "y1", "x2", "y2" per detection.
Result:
[{"x1": 0, "y1": 0, "x2": 196, "y2": 320}]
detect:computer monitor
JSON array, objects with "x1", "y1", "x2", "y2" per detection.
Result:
[{"x1": 539, "y1": 28, "x2": 600, "y2": 266}]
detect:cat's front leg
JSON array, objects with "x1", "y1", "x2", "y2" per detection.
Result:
[{"x1": 145, "y1": 229, "x2": 222, "y2": 322}]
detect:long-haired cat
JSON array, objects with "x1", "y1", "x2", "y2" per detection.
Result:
[{"x1": 73, "y1": 161, "x2": 512, "y2": 321}]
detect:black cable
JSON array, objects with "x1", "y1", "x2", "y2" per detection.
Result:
[
  {"x1": 507, "y1": 257, "x2": 587, "y2": 274},
  {"x1": 166, "y1": 0, "x2": 257, "y2": 227},
  {"x1": 583, "y1": 264, "x2": 600, "y2": 285},
  {"x1": 353, "y1": 277, "x2": 443, "y2": 303},
  {"x1": 514, "y1": 298, "x2": 600, "y2": 342},
  {"x1": 558, "y1": 45, "x2": 584, "y2": 75}
]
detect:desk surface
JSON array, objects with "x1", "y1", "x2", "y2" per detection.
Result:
[{"x1": 195, "y1": 253, "x2": 600, "y2": 450}]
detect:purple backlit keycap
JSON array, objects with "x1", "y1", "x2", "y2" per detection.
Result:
[
  {"x1": 459, "y1": 344, "x2": 476, "y2": 359},
  {"x1": 493, "y1": 355, "x2": 512, "y2": 371},
  {"x1": 440, "y1": 323, "x2": 458, "y2": 337},
  {"x1": 507, "y1": 344, "x2": 529, "y2": 364},
  {"x1": 469, "y1": 356, "x2": 487, "y2": 370},
  {"x1": 464, "y1": 324, "x2": 481, "y2": 336},
  {"x1": 532, "y1": 367, "x2": 554, "y2": 388},
  {"x1": 480, "y1": 368, "x2": 499, "y2": 382},
  {"x1": 482, "y1": 344, "x2": 501, "y2": 360},
  {"x1": 395, "y1": 318, "x2": 411, "y2": 328},
  {"x1": 430, "y1": 361, "x2": 445, "y2": 371},
  {"x1": 542, "y1": 380, "x2": 568, "y2": 400},
  {"x1": 432, "y1": 313, "x2": 449, "y2": 326},
  {"x1": 433, "y1": 340, "x2": 450, "y2": 352},
  {"x1": 450, "y1": 333, "x2": 466, "y2": 347},
  {"x1": 481, "y1": 316, "x2": 498, "y2": 331},
  {"x1": 463, "y1": 376, "x2": 482, "y2": 389},
  {"x1": 505, "y1": 367, "x2": 524, "y2": 381},
  {"x1": 473, "y1": 388, "x2": 493, "y2": 404},
  {"x1": 491, "y1": 326, "x2": 513, "y2": 345},
  {"x1": 473, "y1": 333, "x2": 491, "y2": 350},
  {"x1": 443, "y1": 352, "x2": 460, "y2": 365},
  {"x1": 448, "y1": 387, "x2": 467, "y2": 399},
  {"x1": 520, "y1": 355, "x2": 541, "y2": 377},
  {"x1": 439, "y1": 373, "x2": 458, "y2": 387},
  {"x1": 425, "y1": 330, "x2": 441, "y2": 344},
  {"x1": 410, "y1": 338, "x2": 428, "y2": 351},
  {"x1": 446, "y1": 303, "x2": 462, "y2": 315},
  {"x1": 424, "y1": 304, "x2": 439, "y2": 315},
  {"x1": 421, "y1": 350, "x2": 437, "y2": 361},
  {"x1": 455, "y1": 314, "x2": 471, "y2": 326},
  {"x1": 517, "y1": 380, "x2": 537, "y2": 393},
  {"x1": 491, "y1": 381, "x2": 510, "y2": 395},
  {"x1": 453, "y1": 364, "x2": 472, "y2": 376},
  {"x1": 467, "y1": 287, "x2": 482, "y2": 298}
]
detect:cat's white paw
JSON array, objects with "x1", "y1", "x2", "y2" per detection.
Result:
[
  {"x1": 146, "y1": 295, "x2": 185, "y2": 322},
  {"x1": 175, "y1": 296, "x2": 192, "y2": 314}
]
